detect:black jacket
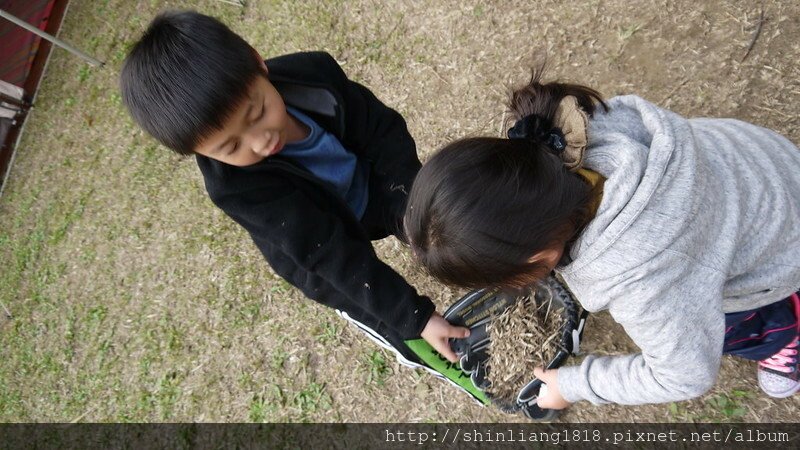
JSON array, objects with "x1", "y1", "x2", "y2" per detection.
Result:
[{"x1": 196, "y1": 52, "x2": 435, "y2": 339}]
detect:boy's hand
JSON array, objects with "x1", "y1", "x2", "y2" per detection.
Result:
[
  {"x1": 421, "y1": 312, "x2": 470, "y2": 363},
  {"x1": 533, "y1": 367, "x2": 571, "y2": 410}
]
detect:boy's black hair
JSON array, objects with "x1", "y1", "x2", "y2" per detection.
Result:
[{"x1": 120, "y1": 10, "x2": 264, "y2": 155}]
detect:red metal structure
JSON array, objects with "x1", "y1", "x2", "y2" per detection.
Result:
[{"x1": 0, "y1": 0, "x2": 70, "y2": 190}]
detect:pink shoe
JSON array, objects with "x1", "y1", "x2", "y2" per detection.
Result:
[{"x1": 757, "y1": 335, "x2": 799, "y2": 398}]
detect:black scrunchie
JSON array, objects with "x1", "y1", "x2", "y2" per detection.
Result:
[{"x1": 507, "y1": 114, "x2": 567, "y2": 154}]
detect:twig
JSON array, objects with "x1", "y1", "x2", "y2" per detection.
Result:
[
  {"x1": 741, "y1": 8, "x2": 765, "y2": 62},
  {"x1": 498, "y1": 109, "x2": 508, "y2": 138},
  {"x1": 70, "y1": 405, "x2": 97, "y2": 423},
  {"x1": 425, "y1": 64, "x2": 449, "y2": 85},
  {"x1": 660, "y1": 79, "x2": 689, "y2": 105},
  {"x1": 216, "y1": 0, "x2": 245, "y2": 6},
  {"x1": 753, "y1": 104, "x2": 790, "y2": 118},
  {"x1": 724, "y1": 11, "x2": 742, "y2": 24},
  {"x1": 0, "y1": 300, "x2": 11, "y2": 319}
]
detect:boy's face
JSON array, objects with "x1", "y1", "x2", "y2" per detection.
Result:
[{"x1": 194, "y1": 69, "x2": 289, "y2": 167}]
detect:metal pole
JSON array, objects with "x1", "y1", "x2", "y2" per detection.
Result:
[{"x1": 0, "y1": 8, "x2": 103, "y2": 67}]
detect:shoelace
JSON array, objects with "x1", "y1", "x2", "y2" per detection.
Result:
[{"x1": 759, "y1": 337, "x2": 799, "y2": 373}]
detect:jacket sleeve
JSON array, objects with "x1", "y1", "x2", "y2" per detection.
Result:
[
  {"x1": 217, "y1": 182, "x2": 436, "y2": 339},
  {"x1": 558, "y1": 257, "x2": 726, "y2": 405}
]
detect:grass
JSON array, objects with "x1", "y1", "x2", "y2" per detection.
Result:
[
  {"x1": 314, "y1": 321, "x2": 342, "y2": 345},
  {"x1": 618, "y1": 23, "x2": 644, "y2": 41},
  {"x1": 668, "y1": 389, "x2": 754, "y2": 422},
  {"x1": 248, "y1": 392, "x2": 273, "y2": 422},
  {"x1": 364, "y1": 350, "x2": 392, "y2": 387},
  {"x1": 706, "y1": 392, "x2": 750, "y2": 420},
  {"x1": 293, "y1": 382, "x2": 332, "y2": 421},
  {"x1": 270, "y1": 347, "x2": 289, "y2": 371},
  {"x1": 0, "y1": 0, "x2": 798, "y2": 423}
]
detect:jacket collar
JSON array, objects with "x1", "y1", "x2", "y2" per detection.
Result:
[{"x1": 267, "y1": 73, "x2": 346, "y2": 138}]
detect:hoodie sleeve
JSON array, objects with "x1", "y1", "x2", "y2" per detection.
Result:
[{"x1": 558, "y1": 255, "x2": 726, "y2": 405}]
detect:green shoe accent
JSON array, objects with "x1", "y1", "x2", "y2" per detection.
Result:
[{"x1": 404, "y1": 339, "x2": 490, "y2": 405}]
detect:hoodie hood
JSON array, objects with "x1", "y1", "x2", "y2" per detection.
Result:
[{"x1": 556, "y1": 95, "x2": 800, "y2": 313}]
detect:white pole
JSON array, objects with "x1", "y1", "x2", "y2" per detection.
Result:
[{"x1": 0, "y1": 8, "x2": 103, "y2": 67}]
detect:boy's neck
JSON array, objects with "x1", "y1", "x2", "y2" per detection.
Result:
[{"x1": 286, "y1": 112, "x2": 311, "y2": 143}]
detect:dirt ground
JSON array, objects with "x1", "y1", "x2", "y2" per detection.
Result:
[{"x1": 0, "y1": 0, "x2": 798, "y2": 423}]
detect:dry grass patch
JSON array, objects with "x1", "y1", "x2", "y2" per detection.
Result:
[{"x1": 487, "y1": 295, "x2": 565, "y2": 404}]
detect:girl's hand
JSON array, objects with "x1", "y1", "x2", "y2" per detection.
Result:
[
  {"x1": 533, "y1": 367, "x2": 571, "y2": 410},
  {"x1": 421, "y1": 312, "x2": 470, "y2": 362}
]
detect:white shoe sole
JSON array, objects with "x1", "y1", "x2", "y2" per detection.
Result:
[{"x1": 758, "y1": 375, "x2": 800, "y2": 398}]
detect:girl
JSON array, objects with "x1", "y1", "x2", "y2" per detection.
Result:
[{"x1": 404, "y1": 66, "x2": 800, "y2": 408}]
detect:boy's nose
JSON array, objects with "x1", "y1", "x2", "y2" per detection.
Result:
[{"x1": 249, "y1": 132, "x2": 272, "y2": 156}]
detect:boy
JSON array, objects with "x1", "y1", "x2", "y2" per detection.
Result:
[{"x1": 119, "y1": 10, "x2": 473, "y2": 388}]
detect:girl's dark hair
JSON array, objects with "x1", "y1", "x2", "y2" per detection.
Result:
[
  {"x1": 405, "y1": 65, "x2": 607, "y2": 289},
  {"x1": 120, "y1": 10, "x2": 264, "y2": 155}
]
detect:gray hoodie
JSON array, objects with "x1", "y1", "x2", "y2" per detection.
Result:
[{"x1": 556, "y1": 95, "x2": 800, "y2": 405}]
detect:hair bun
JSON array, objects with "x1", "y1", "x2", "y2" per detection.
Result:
[
  {"x1": 507, "y1": 114, "x2": 567, "y2": 156},
  {"x1": 507, "y1": 114, "x2": 550, "y2": 141},
  {"x1": 507, "y1": 96, "x2": 588, "y2": 171}
]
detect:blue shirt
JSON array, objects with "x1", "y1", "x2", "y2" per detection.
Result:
[{"x1": 281, "y1": 107, "x2": 369, "y2": 219}]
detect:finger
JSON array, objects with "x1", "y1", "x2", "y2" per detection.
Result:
[
  {"x1": 537, "y1": 395, "x2": 553, "y2": 409},
  {"x1": 535, "y1": 367, "x2": 556, "y2": 384},
  {"x1": 447, "y1": 325, "x2": 470, "y2": 339},
  {"x1": 434, "y1": 338, "x2": 459, "y2": 363},
  {"x1": 539, "y1": 383, "x2": 549, "y2": 399}
]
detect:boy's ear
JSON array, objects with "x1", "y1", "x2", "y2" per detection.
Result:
[{"x1": 251, "y1": 47, "x2": 268, "y2": 74}]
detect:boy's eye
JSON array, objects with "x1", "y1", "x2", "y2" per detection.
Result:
[
  {"x1": 253, "y1": 105, "x2": 265, "y2": 122},
  {"x1": 228, "y1": 140, "x2": 240, "y2": 155}
]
